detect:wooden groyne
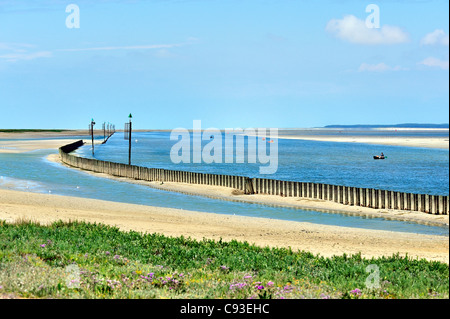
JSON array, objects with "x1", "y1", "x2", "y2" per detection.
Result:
[{"x1": 59, "y1": 140, "x2": 449, "y2": 215}]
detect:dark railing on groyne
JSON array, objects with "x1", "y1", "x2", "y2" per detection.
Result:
[
  {"x1": 59, "y1": 140, "x2": 449, "y2": 215},
  {"x1": 59, "y1": 140, "x2": 85, "y2": 154}
]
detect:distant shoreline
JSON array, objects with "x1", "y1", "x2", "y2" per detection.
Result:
[
  {"x1": 2, "y1": 124, "x2": 449, "y2": 132},
  {"x1": 1, "y1": 127, "x2": 448, "y2": 150},
  {"x1": 0, "y1": 129, "x2": 70, "y2": 133},
  {"x1": 324, "y1": 124, "x2": 449, "y2": 129}
]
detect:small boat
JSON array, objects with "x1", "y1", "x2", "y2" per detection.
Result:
[{"x1": 373, "y1": 155, "x2": 386, "y2": 160}]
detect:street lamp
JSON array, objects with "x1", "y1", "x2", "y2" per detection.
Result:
[
  {"x1": 90, "y1": 118, "x2": 96, "y2": 156},
  {"x1": 103, "y1": 122, "x2": 106, "y2": 143}
]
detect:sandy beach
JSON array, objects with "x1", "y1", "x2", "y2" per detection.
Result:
[
  {"x1": 0, "y1": 130, "x2": 86, "y2": 154},
  {"x1": 0, "y1": 139, "x2": 82, "y2": 154},
  {"x1": 0, "y1": 188, "x2": 448, "y2": 264},
  {"x1": 0, "y1": 130, "x2": 109, "y2": 153},
  {"x1": 0, "y1": 131, "x2": 449, "y2": 264},
  {"x1": 0, "y1": 130, "x2": 88, "y2": 139}
]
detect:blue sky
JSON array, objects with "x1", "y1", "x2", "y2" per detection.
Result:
[{"x1": 0, "y1": 0, "x2": 448, "y2": 129}]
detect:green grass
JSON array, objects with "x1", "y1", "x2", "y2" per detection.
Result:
[{"x1": 0, "y1": 220, "x2": 448, "y2": 299}]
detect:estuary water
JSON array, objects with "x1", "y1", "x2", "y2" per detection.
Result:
[
  {"x1": 0, "y1": 130, "x2": 448, "y2": 236},
  {"x1": 79, "y1": 131, "x2": 449, "y2": 196}
]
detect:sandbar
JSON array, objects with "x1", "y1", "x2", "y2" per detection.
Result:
[
  {"x1": 275, "y1": 128, "x2": 449, "y2": 149},
  {"x1": 0, "y1": 130, "x2": 105, "y2": 153}
]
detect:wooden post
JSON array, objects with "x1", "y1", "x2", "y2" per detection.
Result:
[
  {"x1": 337, "y1": 186, "x2": 342, "y2": 204},
  {"x1": 353, "y1": 187, "x2": 358, "y2": 206},
  {"x1": 343, "y1": 186, "x2": 348, "y2": 205},
  {"x1": 444, "y1": 196, "x2": 450, "y2": 215},
  {"x1": 431, "y1": 195, "x2": 437, "y2": 214},
  {"x1": 419, "y1": 194, "x2": 425, "y2": 212}
]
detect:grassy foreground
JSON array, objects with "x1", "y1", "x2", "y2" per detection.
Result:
[{"x1": 0, "y1": 220, "x2": 448, "y2": 299}]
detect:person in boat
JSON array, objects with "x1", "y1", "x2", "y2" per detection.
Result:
[{"x1": 374, "y1": 152, "x2": 385, "y2": 159}]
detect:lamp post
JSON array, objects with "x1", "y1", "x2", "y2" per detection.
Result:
[
  {"x1": 128, "y1": 113, "x2": 132, "y2": 165},
  {"x1": 90, "y1": 118, "x2": 96, "y2": 156}
]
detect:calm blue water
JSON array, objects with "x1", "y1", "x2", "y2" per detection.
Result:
[
  {"x1": 0, "y1": 131, "x2": 448, "y2": 237},
  {"x1": 79, "y1": 131, "x2": 449, "y2": 196}
]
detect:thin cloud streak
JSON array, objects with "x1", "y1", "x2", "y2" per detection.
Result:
[
  {"x1": 0, "y1": 40, "x2": 191, "y2": 63},
  {"x1": 57, "y1": 43, "x2": 182, "y2": 52},
  {"x1": 0, "y1": 51, "x2": 52, "y2": 62},
  {"x1": 358, "y1": 62, "x2": 407, "y2": 72}
]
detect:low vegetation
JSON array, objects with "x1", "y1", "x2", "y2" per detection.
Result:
[{"x1": 0, "y1": 220, "x2": 448, "y2": 299}]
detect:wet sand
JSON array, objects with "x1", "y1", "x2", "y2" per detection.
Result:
[
  {"x1": 265, "y1": 128, "x2": 449, "y2": 149},
  {"x1": 0, "y1": 188, "x2": 448, "y2": 264}
]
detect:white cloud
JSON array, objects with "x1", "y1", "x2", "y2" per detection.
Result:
[
  {"x1": 326, "y1": 15, "x2": 409, "y2": 45},
  {"x1": 358, "y1": 62, "x2": 407, "y2": 72},
  {"x1": 420, "y1": 29, "x2": 449, "y2": 46},
  {"x1": 419, "y1": 57, "x2": 449, "y2": 70}
]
